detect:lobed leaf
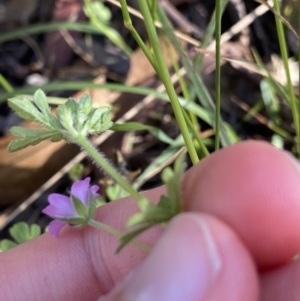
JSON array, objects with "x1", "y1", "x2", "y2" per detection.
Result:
[
  {"x1": 106, "y1": 184, "x2": 129, "y2": 201},
  {"x1": 9, "y1": 222, "x2": 41, "y2": 244},
  {"x1": 0, "y1": 239, "x2": 17, "y2": 251},
  {"x1": 78, "y1": 94, "x2": 93, "y2": 115},
  {"x1": 34, "y1": 89, "x2": 62, "y2": 129},
  {"x1": 8, "y1": 130, "x2": 63, "y2": 152},
  {"x1": 8, "y1": 97, "x2": 48, "y2": 125},
  {"x1": 85, "y1": 106, "x2": 113, "y2": 134},
  {"x1": 56, "y1": 102, "x2": 75, "y2": 132}
]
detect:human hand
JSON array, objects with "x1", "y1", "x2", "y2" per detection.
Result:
[{"x1": 1, "y1": 141, "x2": 300, "y2": 301}]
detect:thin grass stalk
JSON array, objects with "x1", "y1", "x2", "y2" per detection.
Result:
[
  {"x1": 120, "y1": 0, "x2": 158, "y2": 70},
  {"x1": 161, "y1": 36, "x2": 208, "y2": 156},
  {"x1": 194, "y1": 0, "x2": 229, "y2": 70},
  {"x1": 0, "y1": 22, "x2": 99, "y2": 44},
  {"x1": 157, "y1": 6, "x2": 232, "y2": 146},
  {"x1": 182, "y1": 110, "x2": 209, "y2": 157},
  {"x1": 215, "y1": 0, "x2": 222, "y2": 150},
  {"x1": 162, "y1": 36, "x2": 198, "y2": 127},
  {"x1": 273, "y1": 0, "x2": 300, "y2": 154},
  {"x1": 137, "y1": 0, "x2": 199, "y2": 164},
  {"x1": 0, "y1": 74, "x2": 14, "y2": 93}
]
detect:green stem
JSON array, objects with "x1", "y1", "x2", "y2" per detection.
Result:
[
  {"x1": 215, "y1": 0, "x2": 222, "y2": 151},
  {"x1": 0, "y1": 73, "x2": 14, "y2": 93},
  {"x1": 137, "y1": 0, "x2": 199, "y2": 164},
  {"x1": 150, "y1": 0, "x2": 157, "y2": 19},
  {"x1": 163, "y1": 35, "x2": 198, "y2": 128},
  {"x1": 76, "y1": 134, "x2": 149, "y2": 209},
  {"x1": 194, "y1": 0, "x2": 229, "y2": 71},
  {"x1": 88, "y1": 219, "x2": 151, "y2": 252},
  {"x1": 273, "y1": 0, "x2": 300, "y2": 154},
  {"x1": 182, "y1": 110, "x2": 209, "y2": 158},
  {"x1": 120, "y1": 0, "x2": 158, "y2": 70}
]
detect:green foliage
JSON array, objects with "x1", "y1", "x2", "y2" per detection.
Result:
[
  {"x1": 157, "y1": 6, "x2": 232, "y2": 147},
  {"x1": 133, "y1": 136, "x2": 185, "y2": 189},
  {"x1": 117, "y1": 151, "x2": 186, "y2": 252},
  {"x1": 0, "y1": 22, "x2": 100, "y2": 45},
  {"x1": 95, "y1": 196, "x2": 106, "y2": 207},
  {"x1": 0, "y1": 240, "x2": 17, "y2": 251},
  {"x1": 9, "y1": 127, "x2": 63, "y2": 152},
  {"x1": 0, "y1": 222, "x2": 41, "y2": 251},
  {"x1": 106, "y1": 184, "x2": 129, "y2": 201},
  {"x1": 111, "y1": 122, "x2": 175, "y2": 145},
  {"x1": 260, "y1": 79, "x2": 281, "y2": 125},
  {"x1": 83, "y1": 0, "x2": 132, "y2": 55},
  {"x1": 8, "y1": 90, "x2": 113, "y2": 152},
  {"x1": 69, "y1": 163, "x2": 85, "y2": 182}
]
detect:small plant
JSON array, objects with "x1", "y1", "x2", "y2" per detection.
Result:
[
  {"x1": 3, "y1": 3, "x2": 300, "y2": 297},
  {"x1": 0, "y1": 222, "x2": 41, "y2": 251},
  {"x1": 8, "y1": 89, "x2": 186, "y2": 251}
]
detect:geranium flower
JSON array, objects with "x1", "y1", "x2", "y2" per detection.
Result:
[{"x1": 42, "y1": 177, "x2": 99, "y2": 237}]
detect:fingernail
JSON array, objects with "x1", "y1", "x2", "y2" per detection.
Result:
[{"x1": 99, "y1": 213, "x2": 222, "y2": 301}]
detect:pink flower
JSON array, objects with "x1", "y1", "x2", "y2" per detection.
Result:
[{"x1": 42, "y1": 177, "x2": 99, "y2": 237}]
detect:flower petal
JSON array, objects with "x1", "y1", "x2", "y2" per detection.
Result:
[
  {"x1": 90, "y1": 185, "x2": 100, "y2": 198},
  {"x1": 43, "y1": 193, "x2": 77, "y2": 218},
  {"x1": 48, "y1": 220, "x2": 67, "y2": 237},
  {"x1": 71, "y1": 177, "x2": 90, "y2": 205}
]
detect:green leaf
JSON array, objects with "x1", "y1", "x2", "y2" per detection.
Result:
[
  {"x1": 161, "y1": 151, "x2": 186, "y2": 214},
  {"x1": 56, "y1": 101, "x2": 75, "y2": 132},
  {"x1": 117, "y1": 200, "x2": 172, "y2": 251},
  {"x1": 106, "y1": 184, "x2": 129, "y2": 201},
  {"x1": 0, "y1": 239, "x2": 17, "y2": 251},
  {"x1": 34, "y1": 89, "x2": 61, "y2": 129},
  {"x1": 34, "y1": 89, "x2": 50, "y2": 114},
  {"x1": 8, "y1": 97, "x2": 48, "y2": 125},
  {"x1": 9, "y1": 222, "x2": 41, "y2": 244},
  {"x1": 76, "y1": 95, "x2": 92, "y2": 131},
  {"x1": 8, "y1": 128, "x2": 62, "y2": 152},
  {"x1": 111, "y1": 122, "x2": 175, "y2": 145},
  {"x1": 119, "y1": 153, "x2": 186, "y2": 250},
  {"x1": 91, "y1": 1, "x2": 111, "y2": 23},
  {"x1": 78, "y1": 94, "x2": 93, "y2": 115},
  {"x1": 260, "y1": 79, "x2": 280, "y2": 123},
  {"x1": 10, "y1": 126, "x2": 60, "y2": 138},
  {"x1": 84, "y1": 106, "x2": 113, "y2": 134},
  {"x1": 30, "y1": 224, "x2": 42, "y2": 238},
  {"x1": 95, "y1": 196, "x2": 106, "y2": 207}
]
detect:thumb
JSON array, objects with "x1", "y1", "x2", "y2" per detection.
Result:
[{"x1": 98, "y1": 213, "x2": 258, "y2": 301}]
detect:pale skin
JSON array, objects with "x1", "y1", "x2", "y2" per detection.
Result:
[{"x1": 1, "y1": 141, "x2": 300, "y2": 300}]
